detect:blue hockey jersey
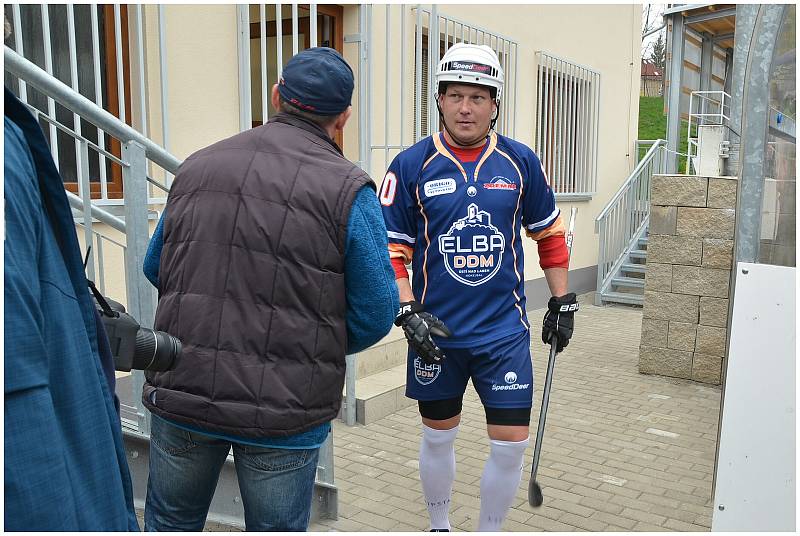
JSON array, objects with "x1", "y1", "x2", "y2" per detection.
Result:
[{"x1": 380, "y1": 131, "x2": 565, "y2": 346}]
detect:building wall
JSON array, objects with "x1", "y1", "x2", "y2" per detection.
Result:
[
  {"x1": 123, "y1": 4, "x2": 642, "y2": 307},
  {"x1": 424, "y1": 4, "x2": 643, "y2": 288},
  {"x1": 141, "y1": 4, "x2": 241, "y2": 162}
]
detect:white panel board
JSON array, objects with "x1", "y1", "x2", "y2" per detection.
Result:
[
  {"x1": 712, "y1": 262, "x2": 796, "y2": 531},
  {"x1": 697, "y1": 125, "x2": 725, "y2": 176}
]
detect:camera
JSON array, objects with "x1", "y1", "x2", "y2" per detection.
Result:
[{"x1": 89, "y1": 280, "x2": 181, "y2": 372}]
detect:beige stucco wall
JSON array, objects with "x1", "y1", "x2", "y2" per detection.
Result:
[
  {"x1": 137, "y1": 4, "x2": 241, "y2": 162},
  {"x1": 342, "y1": 5, "x2": 362, "y2": 163}
]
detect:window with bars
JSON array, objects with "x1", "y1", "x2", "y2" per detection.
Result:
[
  {"x1": 414, "y1": 40, "x2": 432, "y2": 137},
  {"x1": 4, "y1": 4, "x2": 132, "y2": 198},
  {"x1": 534, "y1": 51, "x2": 600, "y2": 198},
  {"x1": 245, "y1": 4, "x2": 344, "y2": 147},
  {"x1": 413, "y1": 10, "x2": 518, "y2": 142}
]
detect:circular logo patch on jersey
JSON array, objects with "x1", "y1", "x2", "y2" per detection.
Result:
[
  {"x1": 467, "y1": 185, "x2": 477, "y2": 197},
  {"x1": 437, "y1": 203, "x2": 505, "y2": 286},
  {"x1": 505, "y1": 371, "x2": 518, "y2": 384},
  {"x1": 414, "y1": 357, "x2": 441, "y2": 385}
]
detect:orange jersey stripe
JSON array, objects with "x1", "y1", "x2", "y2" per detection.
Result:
[
  {"x1": 422, "y1": 151, "x2": 438, "y2": 171},
  {"x1": 388, "y1": 243, "x2": 413, "y2": 263},
  {"x1": 496, "y1": 146, "x2": 529, "y2": 329},
  {"x1": 473, "y1": 131, "x2": 498, "y2": 181},
  {"x1": 526, "y1": 214, "x2": 566, "y2": 241},
  {"x1": 415, "y1": 184, "x2": 431, "y2": 303},
  {"x1": 431, "y1": 132, "x2": 469, "y2": 182}
]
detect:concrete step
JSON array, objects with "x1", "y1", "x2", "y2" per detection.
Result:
[
  {"x1": 342, "y1": 363, "x2": 414, "y2": 425},
  {"x1": 351, "y1": 326, "x2": 408, "y2": 379},
  {"x1": 338, "y1": 328, "x2": 415, "y2": 425}
]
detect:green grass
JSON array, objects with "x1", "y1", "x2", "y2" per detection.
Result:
[{"x1": 637, "y1": 96, "x2": 693, "y2": 171}]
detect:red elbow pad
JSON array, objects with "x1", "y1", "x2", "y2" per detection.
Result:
[
  {"x1": 538, "y1": 235, "x2": 570, "y2": 269},
  {"x1": 391, "y1": 256, "x2": 409, "y2": 279}
]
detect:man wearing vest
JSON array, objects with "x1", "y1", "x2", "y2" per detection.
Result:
[{"x1": 142, "y1": 47, "x2": 398, "y2": 531}]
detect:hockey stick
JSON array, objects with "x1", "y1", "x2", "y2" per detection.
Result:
[{"x1": 528, "y1": 206, "x2": 577, "y2": 507}]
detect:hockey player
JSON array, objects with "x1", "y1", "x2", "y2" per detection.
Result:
[{"x1": 379, "y1": 43, "x2": 578, "y2": 531}]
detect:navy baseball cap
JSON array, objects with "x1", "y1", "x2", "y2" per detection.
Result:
[{"x1": 278, "y1": 47, "x2": 354, "y2": 116}]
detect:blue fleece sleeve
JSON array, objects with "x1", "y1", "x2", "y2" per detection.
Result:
[
  {"x1": 143, "y1": 209, "x2": 165, "y2": 289},
  {"x1": 345, "y1": 186, "x2": 400, "y2": 354}
]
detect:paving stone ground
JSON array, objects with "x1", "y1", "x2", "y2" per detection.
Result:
[
  {"x1": 138, "y1": 294, "x2": 722, "y2": 532},
  {"x1": 310, "y1": 294, "x2": 722, "y2": 532}
]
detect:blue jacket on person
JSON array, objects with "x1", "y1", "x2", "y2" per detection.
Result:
[{"x1": 4, "y1": 88, "x2": 139, "y2": 531}]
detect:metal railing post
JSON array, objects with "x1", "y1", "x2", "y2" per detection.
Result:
[
  {"x1": 595, "y1": 218, "x2": 606, "y2": 306},
  {"x1": 595, "y1": 139, "x2": 665, "y2": 304},
  {"x1": 315, "y1": 432, "x2": 338, "y2": 519},
  {"x1": 358, "y1": 4, "x2": 369, "y2": 170},
  {"x1": 78, "y1": 139, "x2": 95, "y2": 282},
  {"x1": 345, "y1": 353, "x2": 357, "y2": 426},
  {"x1": 122, "y1": 140, "x2": 158, "y2": 434}
]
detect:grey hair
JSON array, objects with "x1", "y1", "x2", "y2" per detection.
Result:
[{"x1": 278, "y1": 97, "x2": 339, "y2": 129}]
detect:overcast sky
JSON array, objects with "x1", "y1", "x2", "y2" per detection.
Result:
[{"x1": 641, "y1": 4, "x2": 667, "y2": 60}]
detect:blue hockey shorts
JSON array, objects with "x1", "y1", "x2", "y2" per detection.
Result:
[{"x1": 405, "y1": 329, "x2": 534, "y2": 409}]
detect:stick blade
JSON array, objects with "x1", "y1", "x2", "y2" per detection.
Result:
[{"x1": 528, "y1": 479, "x2": 544, "y2": 507}]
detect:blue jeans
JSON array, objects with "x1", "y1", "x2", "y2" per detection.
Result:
[{"x1": 145, "y1": 417, "x2": 320, "y2": 531}]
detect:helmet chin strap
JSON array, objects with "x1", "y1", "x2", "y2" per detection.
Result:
[{"x1": 436, "y1": 98, "x2": 500, "y2": 148}]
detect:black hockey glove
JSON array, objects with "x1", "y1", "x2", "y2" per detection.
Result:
[
  {"x1": 541, "y1": 293, "x2": 578, "y2": 353},
  {"x1": 395, "y1": 301, "x2": 452, "y2": 365}
]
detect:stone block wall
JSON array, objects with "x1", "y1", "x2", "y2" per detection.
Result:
[{"x1": 638, "y1": 175, "x2": 738, "y2": 385}]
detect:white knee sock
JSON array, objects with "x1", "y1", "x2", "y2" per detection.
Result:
[
  {"x1": 477, "y1": 437, "x2": 530, "y2": 532},
  {"x1": 419, "y1": 424, "x2": 459, "y2": 531}
]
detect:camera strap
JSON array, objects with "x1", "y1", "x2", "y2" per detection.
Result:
[
  {"x1": 83, "y1": 245, "x2": 118, "y2": 318},
  {"x1": 88, "y1": 279, "x2": 118, "y2": 318}
]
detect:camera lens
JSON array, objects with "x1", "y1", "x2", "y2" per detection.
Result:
[{"x1": 133, "y1": 328, "x2": 182, "y2": 372}]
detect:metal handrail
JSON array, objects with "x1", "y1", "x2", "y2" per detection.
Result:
[
  {"x1": 595, "y1": 139, "x2": 666, "y2": 304},
  {"x1": 686, "y1": 90, "x2": 731, "y2": 174},
  {"x1": 28, "y1": 100, "x2": 170, "y2": 196},
  {"x1": 595, "y1": 139, "x2": 665, "y2": 230},
  {"x1": 24, "y1": 103, "x2": 127, "y2": 167},
  {"x1": 66, "y1": 191, "x2": 126, "y2": 233},
  {"x1": 6, "y1": 44, "x2": 166, "y2": 436},
  {"x1": 4, "y1": 46, "x2": 182, "y2": 174},
  {"x1": 635, "y1": 139, "x2": 658, "y2": 166}
]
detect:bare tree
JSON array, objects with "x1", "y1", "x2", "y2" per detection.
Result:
[
  {"x1": 642, "y1": 4, "x2": 666, "y2": 37},
  {"x1": 642, "y1": 4, "x2": 654, "y2": 38},
  {"x1": 641, "y1": 4, "x2": 666, "y2": 57}
]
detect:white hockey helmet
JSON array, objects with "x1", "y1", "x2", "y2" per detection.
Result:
[{"x1": 435, "y1": 43, "x2": 504, "y2": 101}]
